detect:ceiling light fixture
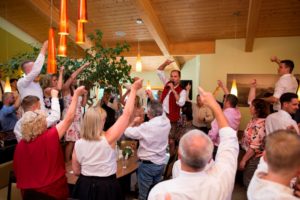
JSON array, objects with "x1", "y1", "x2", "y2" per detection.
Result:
[
  {"x1": 136, "y1": 40, "x2": 142, "y2": 72},
  {"x1": 230, "y1": 11, "x2": 240, "y2": 97},
  {"x1": 136, "y1": 18, "x2": 143, "y2": 24},
  {"x1": 47, "y1": 0, "x2": 57, "y2": 74}
]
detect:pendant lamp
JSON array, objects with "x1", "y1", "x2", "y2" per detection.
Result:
[
  {"x1": 58, "y1": 35, "x2": 67, "y2": 57},
  {"x1": 58, "y1": 0, "x2": 69, "y2": 35},
  {"x1": 4, "y1": 77, "x2": 11, "y2": 93},
  {"x1": 136, "y1": 53, "x2": 142, "y2": 72},
  {"x1": 47, "y1": 28, "x2": 57, "y2": 74},
  {"x1": 230, "y1": 79, "x2": 238, "y2": 97},
  {"x1": 297, "y1": 86, "x2": 300, "y2": 101},
  {"x1": 76, "y1": 21, "x2": 85, "y2": 44},
  {"x1": 78, "y1": 0, "x2": 88, "y2": 23},
  {"x1": 146, "y1": 81, "x2": 151, "y2": 90}
]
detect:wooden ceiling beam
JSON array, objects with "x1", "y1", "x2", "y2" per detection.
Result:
[
  {"x1": 117, "y1": 40, "x2": 215, "y2": 57},
  {"x1": 132, "y1": 0, "x2": 180, "y2": 69},
  {"x1": 245, "y1": 0, "x2": 262, "y2": 52},
  {"x1": 26, "y1": 0, "x2": 92, "y2": 49}
]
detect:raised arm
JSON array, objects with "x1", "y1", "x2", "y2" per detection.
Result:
[
  {"x1": 62, "y1": 62, "x2": 89, "y2": 91},
  {"x1": 270, "y1": 55, "x2": 281, "y2": 65},
  {"x1": 18, "y1": 41, "x2": 48, "y2": 87},
  {"x1": 46, "y1": 89, "x2": 61, "y2": 128},
  {"x1": 56, "y1": 66, "x2": 64, "y2": 91},
  {"x1": 198, "y1": 87, "x2": 228, "y2": 128},
  {"x1": 248, "y1": 79, "x2": 257, "y2": 105},
  {"x1": 157, "y1": 60, "x2": 174, "y2": 85},
  {"x1": 56, "y1": 86, "x2": 87, "y2": 139},
  {"x1": 105, "y1": 79, "x2": 143, "y2": 145},
  {"x1": 217, "y1": 80, "x2": 229, "y2": 95}
]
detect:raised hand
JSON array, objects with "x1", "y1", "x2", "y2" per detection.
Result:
[
  {"x1": 250, "y1": 79, "x2": 257, "y2": 87},
  {"x1": 198, "y1": 86, "x2": 219, "y2": 109},
  {"x1": 74, "y1": 86, "x2": 87, "y2": 96},
  {"x1": 132, "y1": 78, "x2": 143, "y2": 91},
  {"x1": 164, "y1": 59, "x2": 174, "y2": 66},
  {"x1": 270, "y1": 56, "x2": 278, "y2": 62},
  {"x1": 59, "y1": 66, "x2": 65, "y2": 73},
  {"x1": 50, "y1": 88, "x2": 59, "y2": 98},
  {"x1": 217, "y1": 80, "x2": 224, "y2": 88},
  {"x1": 41, "y1": 40, "x2": 49, "y2": 55}
]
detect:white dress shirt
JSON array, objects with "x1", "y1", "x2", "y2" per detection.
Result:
[
  {"x1": 148, "y1": 127, "x2": 239, "y2": 200},
  {"x1": 17, "y1": 53, "x2": 45, "y2": 110},
  {"x1": 265, "y1": 110, "x2": 299, "y2": 135},
  {"x1": 156, "y1": 70, "x2": 186, "y2": 114},
  {"x1": 14, "y1": 97, "x2": 60, "y2": 142},
  {"x1": 273, "y1": 74, "x2": 298, "y2": 111},
  {"x1": 124, "y1": 114, "x2": 171, "y2": 165},
  {"x1": 247, "y1": 157, "x2": 299, "y2": 200}
]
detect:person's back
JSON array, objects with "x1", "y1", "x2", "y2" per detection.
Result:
[
  {"x1": 148, "y1": 87, "x2": 239, "y2": 200},
  {"x1": 247, "y1": 130, "x2": 300, "y2": 200}
]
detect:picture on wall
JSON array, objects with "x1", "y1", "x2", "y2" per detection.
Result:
[{"x1": 227, "y1": 74, "x2": 300, "y2": 107}]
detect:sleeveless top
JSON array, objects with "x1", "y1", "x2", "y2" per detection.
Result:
[{"x1": 74, "y1": 136, "x2": 117, "y2": 177}]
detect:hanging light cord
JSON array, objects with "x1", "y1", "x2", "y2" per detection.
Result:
[{"x1": 50, "y1": 0, "x2": 53, "y2": 27}]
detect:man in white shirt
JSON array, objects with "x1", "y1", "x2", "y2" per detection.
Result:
[
  {"x1": 263, "y1": 56, "x2": 298, "y2": 111},
  {"x1": 17, "y1": 41, "x2": 48, "y2": 110},
  {"x1": 157, "y1": 60, "x2": 187, "y2": 179},
  {"x1": 14, "y1": 90, "x2": 60, "y2": 142},
  {"x1": 247, "y1": 130, "x2": 300, "y2": 200},
  {"x1": 124, "y1": 101, "x2": 171, "y2": 200},
  {"x1": 148, "y1": 87, "x2": 239, "y2": 200},
  {"x1": 265, "y1": 92, "x2": 299, "y2": 135}
]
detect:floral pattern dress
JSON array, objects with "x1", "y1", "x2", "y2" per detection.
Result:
[
  {"x1": 241, "y1": 118, "x2": 266, "y2": 157},
  {"x1": 63, "y1": 94, "x2": 82, "y2": 142}
]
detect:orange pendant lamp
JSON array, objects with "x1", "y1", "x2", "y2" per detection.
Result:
[
  {"x1": 4, "y1": 77, "x2": 12, "y2": 93},
  {"x1": 78, "y1": 0, "x2": 88, "y2": 23},
  {"x1": 47, "y1": 28, "x2": 57, "y2": 74},
  {"x1": 58, "y1": 0, "x2": 69, "y2": 35},
  {"x1": 76, "y1": 21, "x2": 85, "y2": 44},
  {"x1": 58, "y1": 35, "x2": 67, "y2": 57}
]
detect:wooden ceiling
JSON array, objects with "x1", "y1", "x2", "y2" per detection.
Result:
[{"x1": 0, "y1": 0, "x2": 300, "y2": 71}]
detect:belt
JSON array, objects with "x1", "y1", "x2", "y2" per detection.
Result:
[{"x1": 139, "y1": 159, "x2": 154, "y2": 164}]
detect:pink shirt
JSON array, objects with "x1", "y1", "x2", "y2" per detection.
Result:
[{"x1": 208, "y1": 107, "x2": 241, "y2": 145}]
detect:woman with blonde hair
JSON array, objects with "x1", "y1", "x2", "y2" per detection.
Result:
[
  {"x1": 13, "y1": 86, "x2": 87, "y2": 199},
  {"x1": 72, "y1": 78, "x2": 143, "y2": 200}
]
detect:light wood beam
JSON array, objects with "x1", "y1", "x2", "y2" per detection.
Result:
[
  {"x1": 118, "y1": 41, "x2": 215, "y2": 57},
  {"x1": 132, "y1": 0, "x2": 181, "y2": 69},
  {"x1": 245, "y1": 0, "x2": 262, "y2": 52},
  {"x1": 27, "y1": 0, "x2": 92, "y2": 49}
]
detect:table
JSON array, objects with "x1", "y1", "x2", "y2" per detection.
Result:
[{"x1": 65, "y1": 154, "x2": 139, "y2": 185}]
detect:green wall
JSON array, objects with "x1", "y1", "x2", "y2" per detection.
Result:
[{"x1": 0, "y1": 27, "x2": 32, "y2": 64}]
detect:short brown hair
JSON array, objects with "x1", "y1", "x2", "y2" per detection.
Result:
[
  {"x1": 21, "y1": 96, "x2": 40, "y2": 111},
  {"x1": 171, "y1": 70, "x2": 181, "y2": 77},
  {"x1": 265, "y1": 130, "x2": 300, "y2": 174},
  {"x1": 20, "y1": 60, "x2": 34, "y2": 72}
]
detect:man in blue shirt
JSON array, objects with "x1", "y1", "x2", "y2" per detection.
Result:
[{"x1": 0, "y1": 92, "x2": 20, "y2": 131}]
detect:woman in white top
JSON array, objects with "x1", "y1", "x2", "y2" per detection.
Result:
[{"x1": 72, "y1": 78, "x2": 143, "y2": 200}]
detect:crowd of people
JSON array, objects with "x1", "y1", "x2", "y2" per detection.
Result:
[{"x1": 0, "y1": 40, "x2": 300, "y2": 200}]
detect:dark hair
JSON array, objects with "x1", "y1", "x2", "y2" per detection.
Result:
[
  {"x1": 182, "y1": 101, "x2": 193, "y2": 121},
  {"x1": 171, "y1": 70, "x2": 181, "y2": 77},
  {"x1": 281, "y1": 60, "x2": 294, "y2": 73},
  {"x1": 279, "y1": 92, "x2": 298, "y2": 105},
  {"x1": 20, "y1": 60, "x2": 33, "y2": 71},
  {"x1": 10, "y1": 78, "x2": 18, "y2": 84},
  {"x1": 252, "y1": 99, "x2": 270, "y2": 118},
  {"x1": 21, "y1": 96, "x2": 40, "y2": 111},
  {"x1": 224, "y1": 94, "x2": 238, "y2": 108}
]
